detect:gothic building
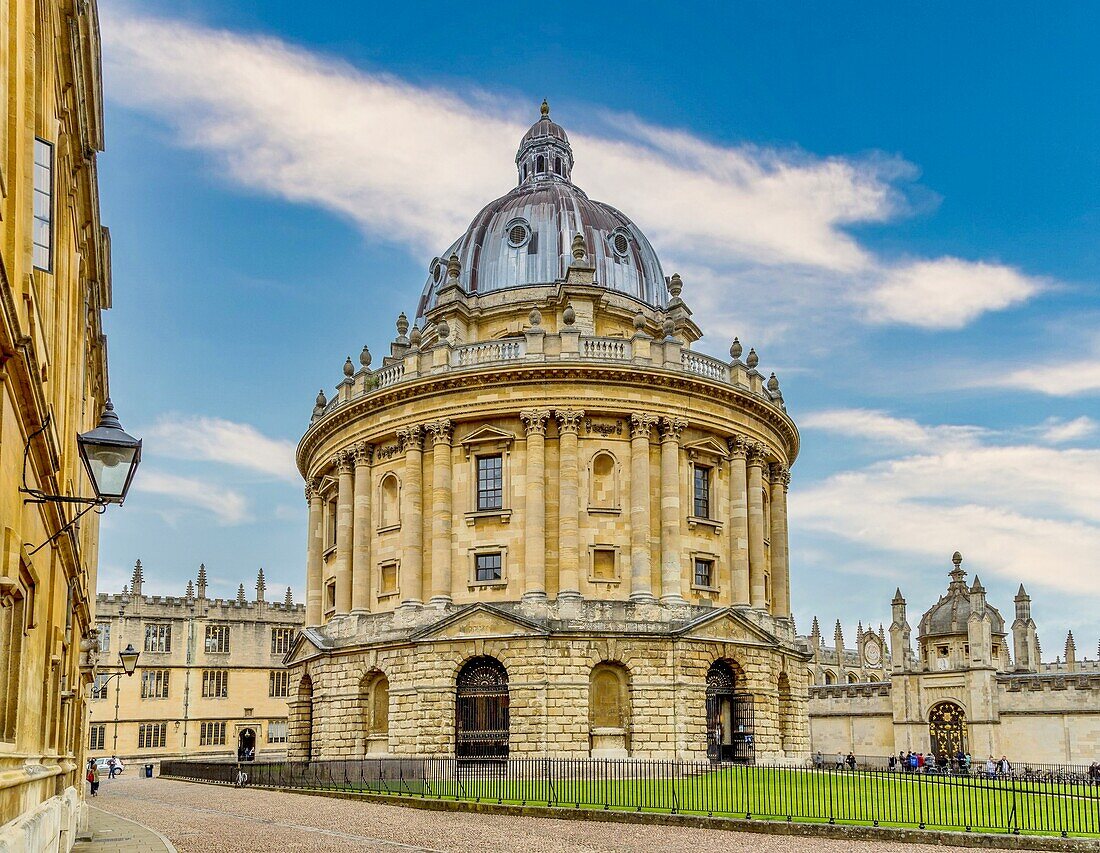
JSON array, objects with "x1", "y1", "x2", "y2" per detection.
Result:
[
  {"x1": 286, "y1": 103, "x2": 809, "y2": 762},
  {"x1": 806, "y1": 552, "x2": 1100, "y2": 763}
]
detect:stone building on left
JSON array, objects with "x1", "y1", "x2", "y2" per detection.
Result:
[
  {"x1": 87, "y1": 563, "x2": 305, "y2": 766},
  {"x1": 1, "y1": 1, "x2": 116, "y2": 849}
]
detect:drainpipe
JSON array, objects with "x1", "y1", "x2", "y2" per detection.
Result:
[{"x1": 183, "y1": 612, "x2": 194, "y2": 749}]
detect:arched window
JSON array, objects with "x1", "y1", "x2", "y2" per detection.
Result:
[
  {"x1": 536, "y1": 155, "x2": 545, "y2": 173},
  {"x1": 777, "y1": 672, "x2": 794, "y2": 754},
  {"x1": 589, "y1": 662, "x2": 631, "y2": 756},
  {"x1": 360, "y1": 671, "x2": 389, "y2": 753},
  {"x1": 823, "y1": 670, "x2": 835, "y2": 685},
  {"x1": 522, "y1": 164, "x2": 528, "y2": 180},
  {"x1": 455, "y1": 657, "x2": 509, "y2": 759},
  {"x1": 589, "y1": 451, "x2": 618, "y2": 510},
  {"x1": 762, "y1": 488, "x2": 772, "y2": 538},
  {"x1": 847, "y1": 673, "x2": 859, "y2": 684},
  {"x1": 295, "y1": 674, "x2": 314, "y2": 762},
  {"x1": 379, "y1": 474, "x2": 400, "y2": 530},
  {"x1": 555, "y1": 157, "x2": 563, "y2": 175}
]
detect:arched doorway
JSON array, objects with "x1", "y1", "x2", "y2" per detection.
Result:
[
  {"x1": 705, "y1": 660, "x2": 754, "y2": 763},
  {"x1": 297, "y1": 674, "x2": 313, "y2": 762},
  {"x1": 360, "y1": 671, "x2": 389, "y2": 755},
  {"x1": 455, "y1": 657, "x2": 509, "y2": 759},
  {"x1": 237, "y1": 727, "x2": 256, "y2": 761},
  {"x1": 928, "y1": 702, "x2": 968, "y2": 759},
  {"x1": 589, "y1": 662, "x2": 630, "y2": 757}
]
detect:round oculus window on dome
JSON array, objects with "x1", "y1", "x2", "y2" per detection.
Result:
[
  {"x1": 610, "y1": 231, "x2": 630, "y2": 257},
  {"x1": 430, "y1": 259, "x2": 443, "y2": 283},
  {"x1": 507, "y1": 220, "x2": 531, "y2": 248}
]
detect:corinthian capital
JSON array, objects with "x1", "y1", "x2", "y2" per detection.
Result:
[
  {"x1": 555, "y1": 408, "x2": 586, "y2": 435},
  {"x1": 424, "y1": 418, "x2": 454, "y2": 446},
  {"x1": 352, "y1": 441, "x2": 374, "y2": 466},
  {"x1": 629, "y1": 412, "x2": 658, "y2": 439},
  {"x1": 746, "y1": 442, "x2": 770, "y2": 469},
  {"x1": 520, "y1": 409, "x2": 551, "y2": 436},
  {"x1": 659, "y1": 416, "x2": 687, "y2": 442},
  {"x1": 332, "y1": 451, "x2": 354, "y2": 474},
  {"x1": 770, "y1": 462, "x2": 791, "y2": 490},
  {"x1": 726, "y1": 434, "x2": 748, "y2": 459},
  {"x1": 396, "y1": 425, "x2": 424, "y2": 452},
  {"x1": 305, "y1": 478, "x2": 322, "y2": 501}
]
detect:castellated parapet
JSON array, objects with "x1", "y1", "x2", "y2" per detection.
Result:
[{"x1": 287, "y1": 104, "x2": 808, "y2": 764}]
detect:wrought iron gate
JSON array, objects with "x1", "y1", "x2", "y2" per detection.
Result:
[
  {"x1": 928, "y1": 702, "x2": 967, "y2": 759},
  {"x1": 706, "y1": 660, "x2": 755, "y2": 763},
  {"x1": 455, "y1": 657, "x2": 509, "y2": 759}
]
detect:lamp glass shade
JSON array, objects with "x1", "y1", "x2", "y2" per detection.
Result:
[
  {"x1": 77, "y1": 400, "x2": 142, "y2": 503},
  {"x1": 119, "y1": 643, "x2": 140, "y2": 675}
]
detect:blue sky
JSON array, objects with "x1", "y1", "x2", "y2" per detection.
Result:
[{"x1": 96, "y1": 1, "x2": 1100, "y2": 652}]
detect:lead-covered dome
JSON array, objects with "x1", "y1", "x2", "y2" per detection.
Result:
[
  {"x1": 918, "y1": 554, "x2": 1005, "y2": 639},
  {"x1": 417, "y1": 102, "x2": 668, "y2": 319}
]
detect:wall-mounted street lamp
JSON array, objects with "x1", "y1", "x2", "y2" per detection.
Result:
[
  {"x1": 22, "y1": 400, "x2": 142, "y2": 554},
  {"x1": 92, "y1": 643, "x2": 140, "y2": 696}
]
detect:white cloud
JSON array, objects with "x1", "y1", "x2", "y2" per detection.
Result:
[
  {"x1": 860, "y1": 258, "x2": 1044, "y2": 329},
  {"x1": 792, "y1": 411, "x2": 1100, "y2": 597},
  {"x1": 98, "y1": 5, "x2": 1044, "y2": 341},
  {"x1": 146, "y1": 414, "x2": 297, "y2": 480},
  {"x1": 802, "y1": 409, "x2": 988, "y2": 451},
  {"x1": 987, "y1": 358, "x2": 1100, "y2": 397},
  {"x1": 134, "y1": 470, "x2": 249, "y2": 525},
  {"x1": 1039, "y1": 416, "x2": 1097, "y2": 444}
]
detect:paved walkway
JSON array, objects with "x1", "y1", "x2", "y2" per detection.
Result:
[
  {"x1": 88, "y1": 774, "x2": 1023, "y2": 853},
  {"x1": 73, "y1": 802, "x2": 176, "y2": 852}
]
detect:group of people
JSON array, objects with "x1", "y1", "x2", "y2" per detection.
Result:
[
  {"x1": 812, "y1": 751, "x2": 858, "y2": 770},
  {"x1": 812, "y1": 750, "x2": 1021, "y2": 777},
  {"x1": 84, "y1": 755, "x2": 122, "y2": 796},
  {"x1": 1088, "y1": 762, "x2": 1100, "y2": 786}
]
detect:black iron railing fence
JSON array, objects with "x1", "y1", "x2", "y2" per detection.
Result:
[{"x1": 159, "y1": 757, "x2": 1100, "y2": 838}]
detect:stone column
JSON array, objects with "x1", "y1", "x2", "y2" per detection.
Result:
[
  {"x1": 425, "y1": 419, "x2": 454, "y2": 607},
  {"x1": 334, "y1": 452, "x2": 354, "y2": 615},
  {"x1": 305, "y1": 479, "x2": 323, "y2": 626},
  {"x1": 555, "y1": 408, "x2": 585, "y2": 601},
  {"x1": 747, "y1": 443, "x2": 768, "y2": 609},
  {"x1": 396, "y1": 425, "x2": 424, "y2": 609},
  {"x1": 351, "y1": 442, "x2": 373, "y2": 613},
  {"x1": 520, "y1": 409, "x2": 550, "y2": 601},
  {"x1": 769, "y1": 462, "x2": 791, "y2": 618},
  {"x1": 659, "y1": 416, "x2": 687, "y2": 606},
  {"x1": 727, "y1": 435, "x2": 750, "y2": 605},
  {"x1": 629, "y1": 413, "x2": 657, "y2": 603}
]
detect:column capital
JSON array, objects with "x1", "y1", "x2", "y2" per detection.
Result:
[
  {"x1": 555, "y1": 408, "x2": 586, "y2": 434},
  {"x1": 424, "y1": 418, "x2": 454, "y2": 446},
  {"x1": 726, "y1": 434, "x2": 748, "y2": 459},
  {"x1": 520, "y1": 409, "x2": 551, "y2": 436},
  {"x1": 305, "y1": 478, "x2": 322, "y2": 501},
  {"x1": 770, "y1": 461, "x2": 790, "y2": 489},
  {"x1": 352, "y1": 441, "x2": 374, "y2": 466},
  {"x1": 746, "y1": 441, "x2": 770, "y2": 468},
  {"x1": 659, "y1": 416, "x2": 687, "y2": 442},
  {"x1": 629, "y1": 412, "x2": 658, "y2": 439},
  {"x1": 396, "y1": 424, "x2": 424, "y2": 452},
  {"x1": 332, "y1": 451, "x2": 354, "y2": 474}
]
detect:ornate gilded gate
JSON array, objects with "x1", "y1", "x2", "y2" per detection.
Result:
[
  {"x1": 706, "y1": 660, "x2": 755, "y2": 763},
  {"x1": 455, "y1": 657, "x2": 509, "y2": 759},
  {"x1": 928, "y1": 702, "x2": 968, "y2": 759}
]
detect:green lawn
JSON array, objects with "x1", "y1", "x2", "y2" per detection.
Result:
[{"x1": 313, "y1": 766, "x2": 1100, "y2": 838}]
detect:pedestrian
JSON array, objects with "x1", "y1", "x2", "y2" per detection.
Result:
[
  {"x1": 846, "y1": 752, "x2": 856, "y2": 771},
  {"x1": 888, "y1": 754, "x2": 897, "y2": 771},
  {"x1": 107, "y1": 756, "x2": 117, "y2": 779},
  {"x1": 985, "y1": 756, "x2": 996, "y2": 777},
  {"x1": 835, "y1": 752, "x2": 845, "y2": 770},
  {"x1": 908, "y1": 751, "x2": 918, "y2": 773},
  {"x1": 1088, "y1": 761, "x2": 1099, "y2": 787},
  {"x1": 86, "y1": 760, "x2": 100, "y2": 797},
  {"x1": 916, "y1": 752, "x2": 925, "y2": 771},
  {"x1": 813, "y1": 751, "x2": 824, "y2": 770},
  {"x1": 998, "y1": 755, "x2": 1012, "y2": 777}
]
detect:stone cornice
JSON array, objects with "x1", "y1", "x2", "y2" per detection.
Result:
[{"x1": 298, "y1": 362, "x2": 800, "y2": 475}]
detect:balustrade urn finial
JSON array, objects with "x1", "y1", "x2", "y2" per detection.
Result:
[
  {"x1": 360, "y1": 345, "x2": 372, "y2": 369},
  {"x1": 529, "y1": 307, "x2": 542, "y2": 327},
  {"x1": 746, "y1": 348, "x2": 759, "y2": 369},
  {"x1": 409, "y1": 324, "x2": 422, "y2": 348},
  {"x1": 446, "y1": 253, "x2": 461, "y2": 281},
  {"x1": 396, "y1": 312, "x2": 410, "y2": 337},
  {"x1": 343, "y1": 357, "x2": 354, "y2": 378},
  {"x1": 633, "y1": 312, "x2": 646, "y2": 332},
  {"x1": 571, "y1": 232, "x2": 588, "y2": 262},
  {"x1": 730, "y1": 338, "x2": 743, "y2": 360},
  {"x1": 315, "y1": 389, "x2": 327, "y2": 407},
  {"x1": 662, "y1": 318, "x2": 675, "y2": 339},
  {"x1": 563, "y1": 304, "x2": 576, "y2": 326},
  {"x1": 668, "y1": 273, "x2": 683, "y2": 299},
  {"x1": 767, "y1": 372, "x2": 780, "y2": 392},
  {"x1": 436, "y1": 318, "x2": 451, "y2": 342}
]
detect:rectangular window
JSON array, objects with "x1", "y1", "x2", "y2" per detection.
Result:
[
  {"x1": 0, "y1": 593, "x2": 26, "y2": 741},
  {"x1": 96, "y1": 621, "x2": 111, "y2": 653},
  {"x1": 476, "y1": 454, "x2": 503, "y2": 511},
  {"x1": 202, "y1": 669, "x2": 228, "y2": 699},
  {"x1": 143, "y1": 623, "x2": 171, "y2": 653},
  {"x1": 91, "y1": 674, "x2": 112, "y2": 700},
  {"x1": 269, "y1": 670, "x2": 290, "y2": 698},
  {"x1": 204, "y1": 624, "x2": 230, "y2": 654},
  {"x1": 140, "y1": 669, "x2": 170, "y2": 699},
  {"x1": 324, "y1": 580, "x2": 336, "y2": 611},
  {"x1": 271, "y1": 627, "x2": 293, "y2": 656},
  {"x1": 693, "y1": 465, "x2": 712, "y2": 518},
  {"x1": 89, "y1": 724, "x2": 106, "y2": 751},
  {"x1": 33, "y1": 138, "x2": 53, "y2": 271},
  {"x1": 592, "y1": 548, "x2": 616, "y2": 580},
  {"x1": 199, "y1": 721, "x2": 226, "y2": 746},
  {"x1": 327, "y1": 499, "x2": 338, "y2": 546},
  {"x1": 138, "y1": 722, "x2": 166, "y2": 750},
  {"x1": 475, "y1": 552, "x2": 502, "y2": 583},
  {"x1": 694, "y1": 558, "x2": 714, "y2": 588},
  {"x1": 379, "y1": 562, "x2": 397, "y2": 596},
  {"x1": 268, "y1": 720, "x2": 288, "y2": 743}
]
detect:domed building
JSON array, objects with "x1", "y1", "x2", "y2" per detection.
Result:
[{"x1": 286, "y1": 103, "x2": 808, "y2": 763}]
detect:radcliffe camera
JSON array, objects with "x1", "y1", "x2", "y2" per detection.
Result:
[{"x1": 3, "y1": 3, "x2": 1098, "y2": 852}]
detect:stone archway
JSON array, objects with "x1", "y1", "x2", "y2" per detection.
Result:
[
  {"x1": 455, "y1": 656, "x2": 509, "y2": 759},
  {"x1": 237, "y1": 727, "x2": 256, "y2": 761},
  {"x1": 706, "y1": 659, "x2": 754, "y2": 763},
  {"x1": 928, "y1": 701, "x2": 968, "y2": 760}
]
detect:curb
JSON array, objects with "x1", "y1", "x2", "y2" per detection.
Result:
[
  {"x1": 86, "y1": 804, "x2": 179, "y2": 853},
  {"x1": 160, "y1": 775, "x2": 1100, "y2": 851}
]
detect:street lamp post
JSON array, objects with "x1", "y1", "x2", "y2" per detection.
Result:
[
  {"x1": 94, "y1": 643, "x2": 141, "y2": 755},
  {"x1": 21, "y1": 399, "x2": 142, "y2": 553}
]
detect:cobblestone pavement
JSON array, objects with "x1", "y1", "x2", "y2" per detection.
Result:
[
  {"x1": 90, "y1": 775, "x2": 1020, "y2": 853},
  {"x1": 73, "y1": 803, "x2": 175, "y2": 852}
]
